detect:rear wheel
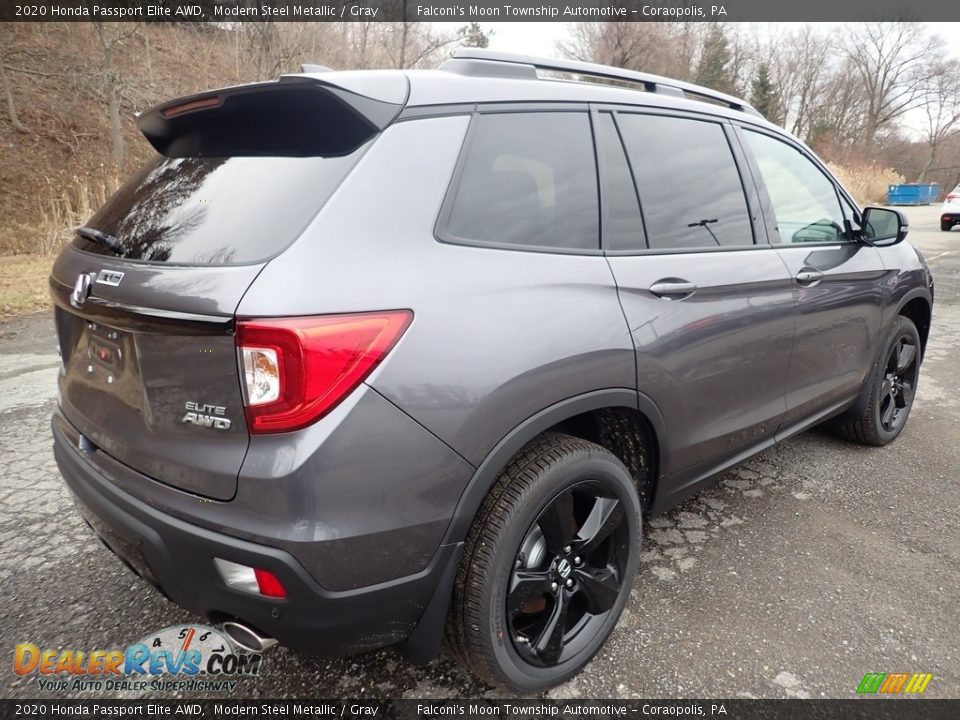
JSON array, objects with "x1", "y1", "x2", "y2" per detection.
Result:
[
  {"x1": 836, "y1": 316, "x2": 921, "y2": 446},
  {"x1": 446, "y1": 433, "x2": 641, "y2": 692},
  {"x1": 943, "y1": 220, "x2": 952, "y2": 232}
]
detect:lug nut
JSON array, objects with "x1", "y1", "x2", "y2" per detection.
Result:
[
  {"x1": 563, "y1": 545, "x2": 572, "y2": 554},
  {"x1": 550, "y1": 582, "x2": 558, "y2": 592},
  {"x1": 565, "y1": 578, "x2": 573, "y2": 588},
  {"x1": 574, "y1": 556, "x2": 582, "y2": 566}
]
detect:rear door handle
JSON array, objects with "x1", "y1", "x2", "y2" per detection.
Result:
[
  {"x1": 796, "y1": 269, "x2": 824, "y2": 286},
  {"x1": 649, "y1": 281, "x2": 698, "y2": 299}
]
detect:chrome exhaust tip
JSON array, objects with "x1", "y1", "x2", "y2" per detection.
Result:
[{"x1": 222, "y1": 621, "x2": 278, "y2": 653}]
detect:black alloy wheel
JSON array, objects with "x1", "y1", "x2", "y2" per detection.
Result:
[
  {"x1": 507, "y1": 483, "x2": 629, "y2": 667},
  {"x1": 878, "y1": 333, "x2": 919, "y2": 434},
  {"x1": 836, "y1": 315, "x2": 922, "y2": 446}
]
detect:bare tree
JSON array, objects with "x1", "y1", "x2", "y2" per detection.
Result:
[
  {"x1": 917, "y1": 60, "x2": 960, "y2": 182},
  {"x1": 379, "y1": 22, "x2": 459, "y2": 69},
  {"x1": 558, "y1": 22, "x2": 697, "y2": 80},
  {"x1": 846, "y1": 22, "x2": 944, "y2": 144},
  {"x1": 92, "y1": 21, "x2": 125, "y2": 166},
  {"x1": 806, "y1": 58, "x2": 869, "y2": 150},
  {"x1": 244, "y1": 23, "x2": 313, "y2": 79},
  {"x1": 769, "y1": 26, "x2": 835, "y2": 140},
  {"x1": 0, "y1": 48, "x2": 28, "y2": 134}
]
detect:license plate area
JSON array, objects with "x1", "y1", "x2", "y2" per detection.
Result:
[{"x1": 82, "y1": 321, "x2": 127, "y2": 376}]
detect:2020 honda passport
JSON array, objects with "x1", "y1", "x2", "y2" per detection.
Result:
[{"x1": 51, "y1": 49, "x2": 933, "y2": 691}]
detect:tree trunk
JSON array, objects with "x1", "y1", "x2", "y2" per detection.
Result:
[
  {"x1": 93, "y1": 22, "x2": 124, "y2": 167},
  {"x1": 917, "y1": 143, "x2": 936, "y2": 184},
  {"x1": 0, "y1": 50, "x2": 28, "y2": 133},
  {"x1": 399, "y1": 22, "x2": 410, "y2": 69},
  {"x1": 143, "y1": 24, "x2": 153, "y2": 85}
]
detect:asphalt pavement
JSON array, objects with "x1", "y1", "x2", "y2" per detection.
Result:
[{"x1": 1, "y1": 205, "x2": 958, "y2": 700}]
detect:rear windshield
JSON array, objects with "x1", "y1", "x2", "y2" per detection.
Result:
[{"x1": 75, "y1": 148, "x2": 367, "y2": 265}]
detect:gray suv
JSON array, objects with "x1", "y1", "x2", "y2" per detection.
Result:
[{"x1": 51, "y1": 49, "x2": 934, "y2": 691}]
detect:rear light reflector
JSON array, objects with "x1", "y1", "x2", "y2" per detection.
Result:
[
  {"x1": 214, "y1": 559, "x2": 287, "y2": 598},
  {"x1": 253, "y1": 568, "x2": 287, "y2": 598},
  {"x1": 236, "y1": 311, "x2": 413, "y2": 434}
]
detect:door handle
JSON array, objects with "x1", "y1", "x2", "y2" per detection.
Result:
[
  {"x1": 649, "y1": 281, "x2": 698, "y2": 299},
  {"x1": 795, "y1": 269, "x2": 824, "y2": 286}
]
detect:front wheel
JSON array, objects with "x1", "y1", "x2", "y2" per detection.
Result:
[
  {"x1": 942, "y1": 220, "x2": 952, "y2": 232},
  {"x1": 446, "y1": 433, "x2": 641, "y2": 692},
  {"x1": 836, "y1": 315, "x2": 921, "y2": 446}
]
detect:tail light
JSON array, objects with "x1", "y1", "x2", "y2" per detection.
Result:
[
  {"x1": 236, "y1": 311, "x2": 412, "y2": 434},
  {"x1": 947, "y1": 194, "x2": 958, "y2": 202}
]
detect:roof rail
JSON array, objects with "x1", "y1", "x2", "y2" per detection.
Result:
[{"x1": 441, "y1": 48, "x2": 761, "y2": 118}]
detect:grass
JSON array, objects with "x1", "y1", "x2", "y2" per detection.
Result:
[{"x1": 0, "y1": 254, "x2": 54, "y2": 319}]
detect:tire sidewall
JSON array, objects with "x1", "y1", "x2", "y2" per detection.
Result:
[{"x1": 482, "y1": 453, "x2": 641, "y2": 692}]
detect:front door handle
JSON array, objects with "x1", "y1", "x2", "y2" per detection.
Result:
[
  {"x1": 649, "y1": 281, "x2": 698, "y2": 299},
  {"x1": 796, "y1": 268, "x2": 824, "y2": 286}
]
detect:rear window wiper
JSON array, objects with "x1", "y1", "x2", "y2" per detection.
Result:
[{"x1": 75, "y1": 227, "x2": 127, "y2": 256}]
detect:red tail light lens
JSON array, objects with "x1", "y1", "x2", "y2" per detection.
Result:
[{"x1": 236, "y1": 311, "x2": 412, "y2": 434}]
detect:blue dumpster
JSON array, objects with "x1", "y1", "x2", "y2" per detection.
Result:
[{"x1": 887, "y1": 183, "x2": 940, "y2": 205}]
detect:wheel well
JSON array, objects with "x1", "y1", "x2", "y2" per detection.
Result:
[
  {"x1": 547, "y1": 407, "x2": 658, "y2": 511},
  {"x1": 899, "y1": 297, "x2": 931, "y2": 355}
]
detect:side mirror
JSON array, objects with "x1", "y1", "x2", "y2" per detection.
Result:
[{"x1": 861, "y1": 207, "x2": 908, "y2": 244}]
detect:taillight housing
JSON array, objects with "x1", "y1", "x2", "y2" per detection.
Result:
[{"x1": 236, "y1": 311, "x2": 412, "y2": 434}]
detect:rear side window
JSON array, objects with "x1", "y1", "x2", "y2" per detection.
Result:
[
  {"x1": 617, "y1": 114, "x2": 754, "y2": 250},
  {"x1": 442, "y1": 112, "x2": 599, "y2": 251},
  {"x1": 75, "y1": 149, "x2": 367, "y2": 265}
]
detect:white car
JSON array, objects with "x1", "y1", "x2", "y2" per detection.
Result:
[{"x1": 942, "y1": 183, "x2": 960, "y2": 231}]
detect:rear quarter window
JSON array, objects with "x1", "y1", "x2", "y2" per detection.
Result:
[
  {"x1": 439, "y1": 111, "x2": 599, "y2": 252},
  {"x1": 75, "y1": 148, "x2": 368, "y2": 265}
]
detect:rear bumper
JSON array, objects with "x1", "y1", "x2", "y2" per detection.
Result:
[{"x1": 53, "y1": 415, "x2": 460, "y2": 657}]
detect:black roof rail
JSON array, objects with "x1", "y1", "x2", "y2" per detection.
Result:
[{"x1": 440, "y1": 48, "x2": 762, "y2": 118}]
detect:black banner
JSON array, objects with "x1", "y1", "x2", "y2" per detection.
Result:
[
  {"x1": 1, "y1": 0, "x2": 959, "y2": 23},
  {"x1": 1, "y1": 700, "x2": 959, "y2": 720}
]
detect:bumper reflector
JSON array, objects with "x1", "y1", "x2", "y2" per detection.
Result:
[{"x1": 214, "y1": 558, "x2": 287, "y2": 598}]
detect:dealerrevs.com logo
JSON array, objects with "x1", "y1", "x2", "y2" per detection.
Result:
[{"x1": 14, "y1": 624, "x2": 263, "y2": 693}]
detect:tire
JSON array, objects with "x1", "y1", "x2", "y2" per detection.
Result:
[
  {"x1": 446, "y1": 432, "x2": 642, "y2": 692},
  {"x1": 835, "y1": 316, "x2": 921, "y2": 446},
  {"x1": 943, "y1": 221, "x2": 952, "y2": 232}
]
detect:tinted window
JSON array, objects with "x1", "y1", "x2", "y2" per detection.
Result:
[
  {"x1": 742, "y1": 130, "x2": 846, "y2": 244},
  {"x1": 597, "y1": 113, "x2": 645, "y2": 251},
  {"x1": 444, "y1": 112, "x2": 599, "y2": 251},
  {"x1": 617, "y1": 114, "x2": 753, "y2": 250},
  {"x1": 75, "y1": 149, "x2": 367, "y2": 265}
]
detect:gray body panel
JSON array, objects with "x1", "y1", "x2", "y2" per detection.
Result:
[
  {"x1": 607, "y1": 248, "x2": 795, "y2": 474},
  {"x1": 50, "y1": 254, "x2": 260, "y2": 500},
  {"x1": 773, "y1": 243, "x2": 888, "y2": 427}
]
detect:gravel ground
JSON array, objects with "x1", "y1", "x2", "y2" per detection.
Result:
[{"x1": 1, "y1": 206, "x2": 958, "y2": 700}]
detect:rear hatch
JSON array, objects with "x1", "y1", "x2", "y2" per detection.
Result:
[{"x1": 51, "y1": 74, "x2": 406, "y2": 500}]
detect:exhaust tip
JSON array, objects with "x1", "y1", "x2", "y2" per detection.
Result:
[{"x1": 222, "y1": 621, "x2": 278, "y2": 653}]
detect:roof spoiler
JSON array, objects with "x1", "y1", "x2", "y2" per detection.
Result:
[{"x1": 137, "y1": 74, "x2": 409, "y2": 158}]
